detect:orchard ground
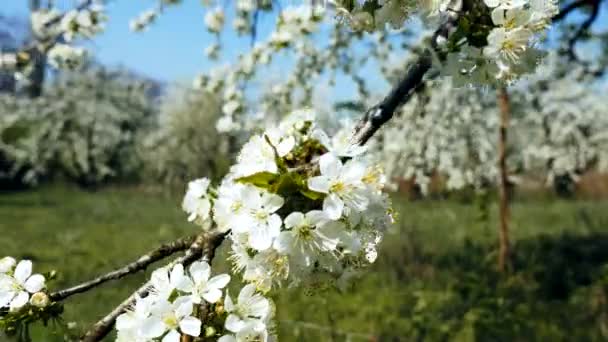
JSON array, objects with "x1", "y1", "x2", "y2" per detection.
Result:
[{"x1": 2, "y1": 185, "x2": 608, "y2": 341}]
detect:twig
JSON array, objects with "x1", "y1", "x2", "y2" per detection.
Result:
[
  {"x1": 80, "y1": 231, "x2": 227, "y2": 342},
  {"x1": 49, "y1": 235, "x2": 196, "y2": 302},
  {"x1": 350, "y1": 0, "x2": 462, "y2": 146}
]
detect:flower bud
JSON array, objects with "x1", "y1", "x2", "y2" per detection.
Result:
[
  {"x1": 30, "y1": 292, "x2": 50, "y2": 308},
  {"x1": 204, "y1": 326, "x2": 217, "y2": 337}
]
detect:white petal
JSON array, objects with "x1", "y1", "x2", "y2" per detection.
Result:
[
  {"x1": 319, "y1": 153, "x2": 341, "y2": 178},
  {"x1": 307, "y1": 176, "x2": 330, "y2": 193},
  {"x1": 202, "y1": 288, "x2": 223, "y2": 303},
  {"x1": 179, "y1": 316, "x2": 202, "y2": 337},
  {"x1": 311, "y1": 129, "x2": 331, "y2": 147},
  {"x1": 276, "y1": 136, "x2": 295, "y2": 156},
  {"x1": 306, "y1": 210, "x2": 328, "y2": 226},
  {"x1": 323, "y1": 194, "x2": 344, "y2": 220},
  {"x1": 249, "y1": 226, "x2": 273, "y2": 251},
  {"x1": 0, "y1": 257, "x2": 16, "y2": 273},
  {"x1": 174, "y1": 296, "x2": 194, "y2": 318},
  {"x1": 225, "y1": 314, "x2": 246, "y2": 333},
  {"x1": 207, "y1": 274, "x2": 231, "y2": 290},
  {"x1": 0, "y1": 290, "x2": 15, "y2": 308},
  {"x1": 14, "y1": 260, "x2": 32, "y2": 284},
  {"x1": 161, "y1": 329, "x2": 181, "y2": 342},
  {"x1": 284, "y1": 212, "x2": 304, "y2": 229},
  {"x1": 247, "y1": 295, "x2": 270, "y2": 319},
  {"x1": 141, "y1": 317, "x2": 167, "y2": 338},
  {"x1": 218, "y1": 335, "x2": 237, "y2": 342},
  {"x1": 9, "y1": 291, "x2": 29, "y2": 311},
  {"x1": 189, "y1": 261, "x2": 211, "y2": 284},
  {"x1": 273, "y1": 232, "x2": 294, "y2": 254},
  {"x1": 24, "y1": 274, "x2": 45, "y2": 293},
  {"x1": 224, "y1": 293, "x2": 235, "y2": 312},
  {"x1": 262, "y1": 193, "x2": 284, "y2": 213},
  {"x1": 238, "y1": 284, "x2": 256, "y2": 304}
]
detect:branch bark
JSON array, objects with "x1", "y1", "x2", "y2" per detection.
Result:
[
  {"x1": 497, "y1": 87, "x2": 511, "y2": 273},
  {"x1": 80, "y1": 231, "x2": 227, "y2": 342},
  {"x1": 351, "y1": 1, "x2": 462, "y2": 146},
  {"x1": 49, "y1": 235, "x2": 196, "y2": 302}
]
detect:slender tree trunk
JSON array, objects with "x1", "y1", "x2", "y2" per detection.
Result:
[
  {"x1": 497, "y1": 87, "x2": 511, "y2": 272},
  {"x1": 25, "y1": 0, "x2": 46, "y2": 98}
]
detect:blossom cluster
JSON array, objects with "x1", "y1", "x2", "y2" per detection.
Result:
[
  {"x1": 446, "y1": 0, "x2": 558, "y2": 84},
  {"x1": 183, "y1": 111, "x2": 393, "y2": 293},
  {"x1": 0, "y1": 257, "x2": 48, "y2": 312},
  {"x1": 334, "y1": 0, "x2": 558, "y2": 85},
  {"x1": 115, "y1": 261, "x2": 275, "y2": 341}
]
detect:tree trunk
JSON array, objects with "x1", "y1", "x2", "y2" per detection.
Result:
[
  {"x1": 25, "y1": 0, "x2": 46, "y2": 98},
  {"x1": 497, "y1": 87, "x2": 511, "y2": 273}
]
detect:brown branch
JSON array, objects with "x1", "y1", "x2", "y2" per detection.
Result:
[
  {"x1": 80, "y1": 231, "x2": 227, "y2": 342},
  {"x1": 351, "y1": 1, "x2": 462, "y2": 146},
  {"x1": 49, "y1": 235, "x2": 196, "y2": 302}
]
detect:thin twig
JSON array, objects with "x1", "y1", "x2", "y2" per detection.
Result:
[
  {"x1": 80, "y1": 231, "x2": 227, "y2": 342},
  {"x1": 49, "y1": 235, "x2": 196, "y2": 302},
  {"x1": 351, "y1": 0, "x2": 462, "y2": 146}
]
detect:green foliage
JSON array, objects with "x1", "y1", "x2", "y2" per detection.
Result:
[
  {"x1": 3, "y1": 188, "x2": 608, "y2": 341},
  {"x1": 138, "y1": 86, "x2": 232, "y2": 188},
  {"x1": 0, "y1": 68, "x2": 155, "y2": 187}
]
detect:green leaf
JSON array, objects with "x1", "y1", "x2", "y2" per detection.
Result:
[
  {"x1": 300, "y1": 188, "x2": 324, "y2": 201},
  {"x1": 235, "y1": 172, "x2": 279, "y2": 189}
]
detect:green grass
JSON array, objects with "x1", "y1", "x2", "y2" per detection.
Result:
[{"x1": 1, "y1": 185, "x2": 608, "y2": 341}]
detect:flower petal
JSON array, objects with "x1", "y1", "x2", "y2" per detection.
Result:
[
  {"x1": 141, "y1": 316, "x2": 167, "y2": 338},
  {"x1": 161, "y1": 329, "x2": 180, "y2": 342},
  {"x1": 284, "y1": 212, "x2": 304, "y2": 229},
  {"x1": 24, "y1": 274, "x2": 45, "y2": 293},
  {"x1": 14, "y1": 260, "x2": 32, "y2": 284},
  {"x1": 0, "y1": 257, "x2": 16, "y2": 273},
  {"x1": 225, "y1": 314, "x2": 246, "y2": 333},
  {"x1": 9, "y1": 291, "x2": 28, "y2": 311},
  {"x1": 189, "y1": 261, "x2": 211, "y2": 284},
  {"x1": 207, "y1": 274, "x2": 231, "y2": 290},
  {"x1": 307, "y1": 176, "x2": 330, "y2": 193},
  {"x1": 323, "y1": 193, "x2": 344, "y2": 220},
  {"x1": 319, "y1": 153, "x2": 341, "y2": 178},
  {"x1": 202, "y1": 288, "x2": 223, "y2": 303},
  {"x1": 179, "y1": 316, "x2": 202, "y2": 337}
]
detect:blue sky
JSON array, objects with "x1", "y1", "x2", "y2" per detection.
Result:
[
  {"x1": 2, "y1": 0, "x2": 264, "y2": 81},
  {"x1": 2, "y1": 1, "x2": 607, "y2": 85}
]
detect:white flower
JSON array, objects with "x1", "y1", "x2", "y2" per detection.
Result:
[
  {"x1": 307, "y1": 153, "x2": 369, "y2": 220},
  {"x1": 214, "y1": 182, "x2": 260, "y2": 233},
  {"x1": 233, "y1": 135, "x2": 280, "y2": 177},
  {"x1": 48, "y1": 44, "x2": 87, "y2": 70},
  {"x1": 176, "y1": 261, "x2": 230, "y2": 304},
  {"x1": 239, "y1": 190, "x2": 284, "y2": 251},
  {"x1": 140, "y1": 296, "x2": 201, "y2": 341},
  {"x1": 483, "y1": 27, "x2": 532, "y2": 63},
  {"x1": 150, "y1": 264, "x2": 190, "y2": 300},
  {"x1": 182, "y1": 178, "x2": 212, "y2": 224},
  {"x1": 224, "y1": 284, "x2": 270, "y2": 333},
  {"x1": 312, "y1": 127, "x2": 367, "y2": 158},
  {"x1": 484, "y1": 0, "x2": 529, "y2": 10},
  {"x1": 0, "y1": 257, "x2": 16, "y2": 273},
  {"x1": 274, "y1": 211, "x2": 346, "y2": 266},
  {"x1": 219, "y1": 321, "x2": 269, "y2": 342},
  {"x1": 205, "y1": 7, "x2": 225, "y2": 33},
  {"x1": 116, "y1": 294, "x2": 156, "y2": 340},
  {"x1": 0, "y1": 260, "x2": 46, "y2": 311}
]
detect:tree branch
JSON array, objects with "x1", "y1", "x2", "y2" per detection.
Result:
[
  {"x1": 49, "y1": 235, "x2": 197, "y2": 302},
  {"x1": 351, "y1": 2, "x2": 462, "y2": 146},
  {"x1": 80, "y1": 231, "x2": 227, "y2": 342}
]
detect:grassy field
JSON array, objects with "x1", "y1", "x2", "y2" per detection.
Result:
[{"x1": 1, "y1": 185, "x2": 608, "y2": 341}]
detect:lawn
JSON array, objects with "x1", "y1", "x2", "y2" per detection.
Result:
[{"x1": 1, "y1": 185, "x2": 608, "y2": 341}]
